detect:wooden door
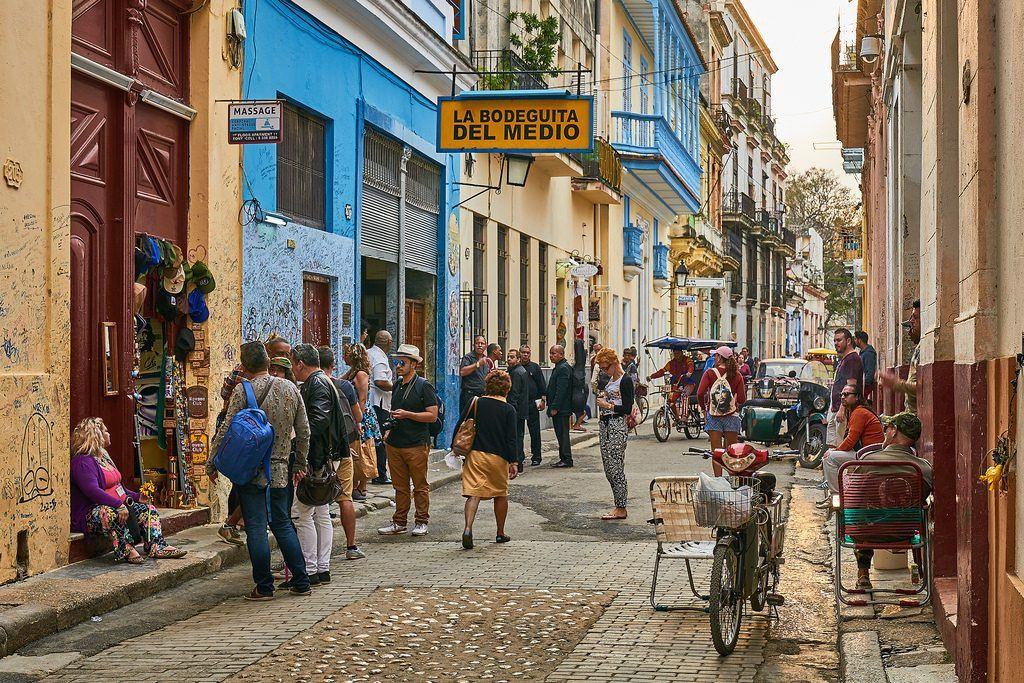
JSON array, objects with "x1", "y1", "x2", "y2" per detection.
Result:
[
  {"x1": 70, "y1": 72, "x2": 131, "y2": 463},
  {"x1": 405, "y1": 300, "x2": 425, "y2": 375},
  {"x1": 303, "y1": 277, "x2": 332, "y2": 348}
]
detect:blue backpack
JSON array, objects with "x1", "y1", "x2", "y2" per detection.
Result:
[{"x1": 212, "y1": 380, "x2": 275, "y2": 485}]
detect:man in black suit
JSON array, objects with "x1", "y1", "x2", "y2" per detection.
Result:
[
  {"x1": 546, "y1": 344, "x2": 573, "y2": 467},
  {"x1": 506, "y1": 349, "x2": 531, "y2": 474},
  {"x1": 519, "y1": 345, "x2": 547, "y2": 466}
]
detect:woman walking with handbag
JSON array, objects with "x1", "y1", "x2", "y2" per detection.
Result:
[
  {"x1": 343, "y1": 343, "x2": 381, "y2": 501},
  {"x1": 453, "y1": 370, "x2": 519, "y2": 549},
  {"x1": 593, "y1": 348, "x2": 635, "y2": 521}
]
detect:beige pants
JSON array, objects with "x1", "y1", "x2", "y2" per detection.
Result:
[
  {"x1": 335, "y1": 457, "x2": 354, "y2": 503},
  {"x1": 386, "y1": 444, "x2": 430, "y2": 526}
]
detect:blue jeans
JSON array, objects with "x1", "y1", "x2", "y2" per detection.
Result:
[{"x1": 238, "y1": 483, "x2": 309, "y2": 595}]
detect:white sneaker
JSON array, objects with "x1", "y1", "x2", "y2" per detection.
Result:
[
  {"x1": 411, "y1": 523, "x2": 429, "y2": 536},
  {"x1": 377, "y1": 522, "x2": 408, "y2": 535}
]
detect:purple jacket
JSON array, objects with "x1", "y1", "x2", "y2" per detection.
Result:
[{"x1": 70, "y1": 453, "x2": 139, "y2": 533}]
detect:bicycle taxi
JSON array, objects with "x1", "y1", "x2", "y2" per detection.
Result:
[{"x1": 643, "y1": 336, "x2": 737, "y2": 442}]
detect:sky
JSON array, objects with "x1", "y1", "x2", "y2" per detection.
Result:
[{"x1": 742, "y1": 0, "x2": 857, "y2": 188}]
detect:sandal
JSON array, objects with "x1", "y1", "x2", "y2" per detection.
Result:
[
  {"x1": 856, "y1": 574, "x2": 873, "y2": 590},
  {"x1": 601, "y1": 512, "x2": 628, "y2": 520},
  {"x1": 495, "y1": 534, "x2": 511, "y2": 543},
  {"x1": 150, "y1": 547, "x2": 188, "y2": 559},
  {"x1": 125, "y1": 553, "x2": 147, "y2": 565}
]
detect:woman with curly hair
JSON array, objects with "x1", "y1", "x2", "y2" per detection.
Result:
[
  {"x1": 697, "y1": 346, "x2": 747, "y2": 476},
  {"x1": 70, "y1": 417, "x2": 186, "y2": 563},
  {"x1": 454, "y1": 369, "x2": 519, "y2": 549},
  {"x1": 594, "y1": 347, "x2": 635, "y2": 520},
  {"x1": 343, "y1": 343, "x2": 381, "y2": 501}
]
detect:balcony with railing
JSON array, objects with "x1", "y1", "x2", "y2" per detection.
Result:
[
  {"x1": 652, "y1": 244, "x2": 670, "y2": 281},
  {"x1": 571, "y1": 137, "x2": 622, "y2": 203},
  {"x1": 710, "y1": 103, "x2": 733, "y2": 138},
  {"x1": 726, "y1": 227, "x2": 742, "y2": 269},
  {"x1": 611, "y1": 111, "x2": 702, "y2": 215},
  {"x1": 472, "y1": 49, "x2": 547, "y2": 90},
  {"x1": 729, "y1": 269, "x2": 742, "y2": 301},
  {"x1": 623, "y1": 223, "x2": 643, "y2": 281},
  {"x1": 731, "y1": 78, "x2": 748, "y2": 105},
  {"x1": 723, "y1": 191, "x2": 756, "y2": 225},
  {"x1": 780, "y1": 226, "x2": 797, "y2": 256}
]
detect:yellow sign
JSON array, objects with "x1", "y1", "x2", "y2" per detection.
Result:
[{"x1": 437, "y1": 95, "x2": 594, "y2": 153}]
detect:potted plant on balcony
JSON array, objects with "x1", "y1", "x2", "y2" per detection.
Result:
[{"x1": 477, "y1": 13, "x2": 561, "y2": 91}]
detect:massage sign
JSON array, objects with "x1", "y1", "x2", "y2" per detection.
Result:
[{"x1": 437, "y1": 94, "x2": 594, "y2": 153}]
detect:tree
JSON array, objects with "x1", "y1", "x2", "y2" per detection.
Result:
[{"x1": 786, "y1": 168, "x2": 861, "y2": 329}]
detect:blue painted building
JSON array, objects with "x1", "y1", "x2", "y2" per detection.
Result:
[{"x1": 241, "y1": 0, "x2": 475, "y2": 441}]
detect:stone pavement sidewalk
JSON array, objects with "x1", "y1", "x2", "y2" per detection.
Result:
[{"x1": 0, "y1": 427, "x2": 595, "y2": 660}]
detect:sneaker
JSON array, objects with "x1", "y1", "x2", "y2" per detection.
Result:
[
  {"x1": 378, "y1": 522, "x2": 408, "y2": 535},
  {"x1": 318, "y1": 571, "x2": 331, "y2": 584},
  {"x1": 280, "y1": 575, "x2": 319, "y2": 590},
  {"x1": 346, "y1": 547, "x2": 366, "y2": 560},
  {"x1": 353, "y1": 490, "x2": 367, "y2": 502},
  {"x1": 371, "y1": 476, "x2": 392, "y2": 485},
  {"x1": 411, "y1": 523, "x2": 429, "y2": 536},
  {"x1": 218, "y1": 525, "x2": 244, "y2": 546},
  {"x1": 814, "y1": 499, "x2": 831, "y2": 510},
  {"x1": 289, "y1": 586, "x2": 313, "y2": 596},
  {"x1": 270, "y1": 560, "x2": 286, "y2": 572}
]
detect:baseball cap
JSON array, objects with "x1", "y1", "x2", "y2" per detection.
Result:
[
  {"x1": 188, "y1": 287, "x2": 209, "y2": 323},
  {"x1": 714, "y1": 345, "x2": 734, "y2": 358},
  {"x1": 174, "y1": 328, "x2": 196, "y2": 362},
  {"x1": 880, "y1": 411, "x2": 922, "y2": 441},
  {"x1": 270, "y1": 356, "x2": 292, "y2": 370},
  {"x1": 191, "y1": 261, "x2": 216, "y2": 294}
]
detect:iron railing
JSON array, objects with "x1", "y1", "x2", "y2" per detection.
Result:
[
  {"x1": 727, "y1": 227, "x2": 743, "y2": 264},
  {"x1": 724, "y1": 191, "x2": 756, "y2": 221},
  {"x1": 460, "y1": 290, "x2": 489, "y2": 356},
  {"x1": 783, "y1": 227, "x2": 796, "y2": 251},
  {"x1": 472, "y1": 49, "x2": 547, "y2": 90},
  {"x1": 732, "y1": 78, "x2": 748, "y2": 101},
  {"x1": 576, "y1": 137, "x2": 622, "y2": 192},
  {"x1": 729, "y1": 270, "x2": 743, "y2": 300},
  {"x1": 710, "y1": 103, "x2": 732, "y2": 137}
]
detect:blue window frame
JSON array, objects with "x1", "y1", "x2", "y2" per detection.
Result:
[
  {"x1": 639, "y1": 57, "x2": 649, "y2": 114},
  {"x1": 623, "y1": 31, "x2": 633, "y2": 112}
]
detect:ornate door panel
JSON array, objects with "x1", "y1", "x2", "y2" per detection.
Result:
[
  {"x1": 70, "y1": 72, "x2": 132, "y2": 469},
  {"x1": 134, "y1": 103, "x2": 187, "y2": 241},
  {"x1": 132, "y1": 0, "x2": 189, "y2": 99},
  {"x1": 72, "y1": 0, "x2": 116, "y2": 68}
]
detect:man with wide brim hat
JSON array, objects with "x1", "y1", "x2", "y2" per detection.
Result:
[{"x1": 377, "y1": 343, "x2": 438, "y2": 538}]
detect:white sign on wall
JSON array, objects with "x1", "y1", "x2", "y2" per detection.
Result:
[
  {"x1": 228, "y1": 100, "x2": 283, "y2": 144},
  {"x1": 685, "y1": 276, "x2": 725, "y2": 289}
]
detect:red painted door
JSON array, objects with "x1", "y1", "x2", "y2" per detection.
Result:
[
  {"x1": 71, "y1": 0, "x2": 190, "y2": 475},
  {"x1": 303, "y1": 278, "x2": 332, "y2": 348},
  {"x1": 405, "y1": 300, "x2": 426, "y2": 375}
]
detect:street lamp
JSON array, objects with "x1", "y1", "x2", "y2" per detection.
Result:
[
  {"x1": 674, "y1": 261, "x2": 690, "y2": 288},
  {"x1": 504, "y1": 154, "x2": 534, "y2": 187},
  {"x1": 859, "y1": 35, "x2": 883, "y2": 64}
]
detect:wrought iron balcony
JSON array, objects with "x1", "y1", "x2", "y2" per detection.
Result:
[
  {"x1": 729, "y1": 270, "x2": 743, "y2": 300},
  {"x1": 710, "y1": 103, "x2": 732, "y2": 137},
  {"x1": 624, "y1": 224, "x2": 644, "y2": 268},
  {"x1": 472, "y1": 49, "x2": 547, "y2": 91},
  {"x1": 575, "y1": 137, "x2": 622, "y2": 192},
  {"x1": 731, "y1": 78, "x2": 748, "y2": 102},
  {"x1": 724, "y1": 191, "x2": 756, "y2": 222},
  {"x1": 783, "y1": 227, "x2": 796, "y2": 251},
  {"x1": 652, "y1": 244, "x2": 670, "y2": 280},
  {"x1": 727, "y1": 228, "x2": 743, "y2": 264},
  {"x1": 610, "y1": 111, "x2": 702, "y2": 215}
]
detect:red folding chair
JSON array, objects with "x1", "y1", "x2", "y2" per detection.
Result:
[{"x1": 834, "y1": 460, "x2": 931, "y2": 607}]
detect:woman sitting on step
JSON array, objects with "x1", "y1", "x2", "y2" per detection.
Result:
[{"x1": 70, "y1": 417, "x2": 187, "y2": 564}]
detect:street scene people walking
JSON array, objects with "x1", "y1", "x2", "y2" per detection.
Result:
[
  {"x1": 593, "y1": 348, "x2": 634, "y2": 521},
  {"x1": 546, "y1": 345, "x2": 574, "y2": 468}
]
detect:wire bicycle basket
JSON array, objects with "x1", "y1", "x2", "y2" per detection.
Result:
[{"x1": 691, "y1": 475, "x2": 766, "y2": 529}]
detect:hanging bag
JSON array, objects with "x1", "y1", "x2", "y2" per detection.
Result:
[{"x1": 451, "y1": 397, "x2": 479, "y2": 458}]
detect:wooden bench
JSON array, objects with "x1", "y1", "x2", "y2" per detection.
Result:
[{"x1": 648, "y1": 476, "x2": 715, "y2": 612}]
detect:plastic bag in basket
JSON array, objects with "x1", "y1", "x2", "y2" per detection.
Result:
[{"x1": 694, "y1": 473, "x2": 753, "y2": 528}]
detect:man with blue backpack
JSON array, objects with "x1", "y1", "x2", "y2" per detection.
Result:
[{"x1": 209, "y1": 341, "x2": 312, "y2": 600}]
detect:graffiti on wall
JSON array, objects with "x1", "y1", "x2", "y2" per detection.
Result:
[{"x1": 19, "y1": 410, "x2": 53, "y2": 502}]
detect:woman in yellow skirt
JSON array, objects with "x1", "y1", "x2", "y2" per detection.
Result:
[{"x1": 455, "y1": 369, "x2": 519, "y2": 549}]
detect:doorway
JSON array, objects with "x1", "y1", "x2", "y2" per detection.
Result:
[{"x1": 302, "y1": 276, "x2": 332, "y2": 347}]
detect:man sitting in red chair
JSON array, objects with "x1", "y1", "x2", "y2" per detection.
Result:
[{"x1": 849, "y1": 411, "x2": 932, "y2": 588}]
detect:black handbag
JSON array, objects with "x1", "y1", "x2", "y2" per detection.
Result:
[
  {"x1": 126, "y1": 502, "x2": 144, "y2": 544},
  {"x1": 296, "y1": 462, "x2": 341, "y2": 506}
]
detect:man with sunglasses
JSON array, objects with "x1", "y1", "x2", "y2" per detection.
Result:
[
  {"x1": 818, "y1": 387, "x2": 884, "y2": 505},
  {"x1": 377, "y1": 345, "x2": 438, "y2": 537},
  {"x1": 827, "y1": 328, "x2": 863, "y2": 447},
  {"x1": 878, "y1": 299, "x2": 921, "y2": 414}
]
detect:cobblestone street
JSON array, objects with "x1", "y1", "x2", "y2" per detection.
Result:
[{"x1": 7, "y1": 432, "x2": 817, "y2": 682}]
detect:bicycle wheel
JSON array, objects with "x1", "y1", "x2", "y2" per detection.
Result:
[
  {"x1": 709, "y1": 542, "x2": 742, "y2": 656},
  {"x1": 750, "y1": 522, "x2": 772, "y2": 612},
  {"x1": 653, "y1": 407, "x2": 671, "y2": 442},
  {"x1": 683, "y1": 406, "x2": 702, "y2": 440},
  {"x1": 637, "y1": 396, "x2": 650, "y2": 424}
]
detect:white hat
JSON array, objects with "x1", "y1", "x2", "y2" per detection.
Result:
[{"x1": 393, "y1": 344, "x2": 423, "y2": 363}]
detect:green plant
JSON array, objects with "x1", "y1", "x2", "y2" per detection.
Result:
[{"x1": 508, "y1": 12, "x2": 561, "y2": 77}]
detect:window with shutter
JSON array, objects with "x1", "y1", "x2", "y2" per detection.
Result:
[{"x1": 278, "y1": 103, "x2": 326, "y2": 228}]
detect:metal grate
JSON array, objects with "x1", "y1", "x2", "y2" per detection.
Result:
[
  {"x1": 277, "y1": 102, "x2": 326, "y2": 228},
  {"x1": 362, "y1": 128, "x2": 401, "y2": 195},
  {"x1": 520, "y1": 235, "x2": 530, "y2": 347},
  {"x1": 460, "y1": 290, "x2": 489, "y2": 355},
  {"x1": 406, "y1": 154, "x2": 441, "y2": 213},
  {"x1": 538, "y1": 242, "x2": 548, "y2": 359}
]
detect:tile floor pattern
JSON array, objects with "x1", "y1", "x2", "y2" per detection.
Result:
[{"x1": 42, "y1": 541, "x2": 769, "y2": 682}]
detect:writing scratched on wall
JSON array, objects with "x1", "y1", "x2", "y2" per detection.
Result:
[{"x1": 19, "y1": 410, "x2": 53, "y2": 503}]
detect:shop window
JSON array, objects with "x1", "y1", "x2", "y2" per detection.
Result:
[{"x1": 278, "y1": 102, "x2": 326, "y2": 229}]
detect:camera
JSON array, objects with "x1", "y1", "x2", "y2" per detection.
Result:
[{"x1": 378, "y1": 413, "x2": 396, "y2": 433}]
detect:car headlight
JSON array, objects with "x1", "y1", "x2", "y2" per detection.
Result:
[{"x1": 813, "y1": 395, "x2": 827, "y2": 411}]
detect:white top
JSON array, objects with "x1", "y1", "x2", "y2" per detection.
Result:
[
  {"x1": 600, "y1": 375, "x2": 623, "y2": 417},
  {"x1": 367, "y1": 345, "x2": 393, "y2": 411}
]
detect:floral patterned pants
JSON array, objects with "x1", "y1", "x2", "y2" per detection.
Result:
[
  {"x1": 599, "y1": 416, "x2": 629, "y2": 508},
  {"x1": 86, "y1": 500, "x2": 168, "y2": 561}
]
